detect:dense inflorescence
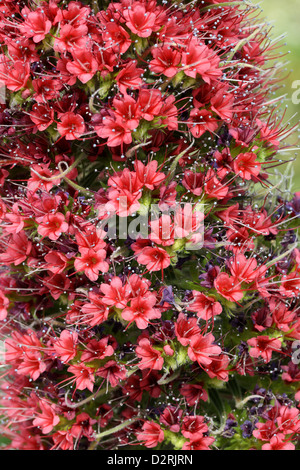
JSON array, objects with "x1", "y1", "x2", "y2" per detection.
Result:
[{"x1": 0, "y1": 0, "x2": 299, "y2": 451}]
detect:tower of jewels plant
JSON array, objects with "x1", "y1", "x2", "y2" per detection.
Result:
[{"x1": 0, "y1": 0, "x2": 299, "y2": 450}]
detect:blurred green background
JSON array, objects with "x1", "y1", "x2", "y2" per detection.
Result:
[{"x1": 263, "y1": 0, "x2": 300, "y2": 191}]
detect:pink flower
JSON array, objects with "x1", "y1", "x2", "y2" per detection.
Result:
[
  {"x1": 182, "y1": 38, "x2": 216, "y2": 80},
  {"x1": 96, "y1": 114, "x2": 132, "y2": 147},
  {"x1": 0, "y1": 291, "x2": 9, "y2": 320},
  {"x1": 188, "y1": 291, "x2": 222, "y2": 320},
  {"x1": 38, "y1": 213, "x2": 68, "y2": 241},
  {"x1": 262, "y1": 434, "x2": 295, "y2": 451},
  {"x1": 122, "y1": 294, "x2": 161, "y2": 329},
  {"x1": 17, "y1": 350, "x2": 47, "y2": 381},
  {"x1": 44, "y1": 251, "x2": 68, "y2": 275},
  {"x1": 67, "y1": 363, "x2": 95, "y2": 392},
  {"x1": 28, "y1": 164, "x2": 60, "y2": 193},
  {"x1": 182, "y1": 436, "x2": 215, "y2": 450},
  {"x1": 53, "y1": 330, "x2": 78, "y2": 363},
  {"x1": 74, "y1": 248, "x2": 109, "y2": 281},
  {"x1": 136, "y1": 338, "x2": 164, "y2": 370},
  {"x1": 54, "y1": 24, "x2": 89, "y2": 53},
  {"x1": 30, "y1": 104, "x2": 54, "y2": 131},
  {"x1": 51, "y1": 431, "x2": 74, "y2": 450},
  {"x1": 81, "y1": 293, "x2": 109, "y2": 326},
  {"x1": 175, "y1": 313, "x2": 200, "y2": 346},
  {"x1": 188, "y1": 108, "x2": 219, "y2": 139},
  {"x1": 188, "y1": 333, "x2": 222, "y2": 367},
  {"x1": 180, "y1": 383, "x2": 208, "y2": 406},
  {"x1": 100, "y1": 277, "x2": 130, "y2": 309},
  {"x1": 81, "y1": 338, "x2": 114, "y2": 362},
  {"x1": 0, "y1": 231, "x2": 32, "y2": 266},
  {"x1": 137, "y1": 89, "x2": 162, "y2": 121}
]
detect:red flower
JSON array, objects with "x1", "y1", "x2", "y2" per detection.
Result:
[
  {"x1": 175, "y1": 313, "x2": 200, "y2": 347},
  {"x1": 159, "y1": 406, "x2": 183, "y2": 433},
  {"x1": 66, "y1": 51, "x2": 98, "y2": 84},
  {"x1": 116, "y1": 61, "x2": 143, "y2": 95},
  {"x1": 0, "y1": 231, "x2": 32, "y2": 266},
  {"x1": 262, "y1": 434, "x2": 295, "y2": 451},
  {"x1": 51, "y1": 431, "x2": 74, "y2": 450},
  {"x1": 96, "y1": 361, "x2": 126, "y2": 387},
  {"x1": 233, "y1": 152, "x2": 261, "y2": 180},
  {"x1": 136, "y1": 421, "x2": 164, "y2": 448},
  {"x1": 247, "y1": 336, "x2": 282, "y2": 363},
  {"x1": 137, "y1": 89, "x2": 162, "y2": 121},
  {"x1": 0, "y1": 291, "x2": 9, "y2": 321},
  {"x1": 44, "y1": 251, "x2": 68, "y2": 275},
  {"x1": 100, "y1": 276, "x2": 130, "y2": 309},
  {"x1": 81, "y1": 292, "x2": 109, "y2": 326},
  {"x1": 150, "y1": 46, "x2": 181, "y2": 77},
  {"x1": 81, "y1": 338, "x2": 114, "y2": 362},
  {"x1": 54, "y1": 24, "x2": 89, "y2": 53},
  {"x1": 0, "y1": 55, "x2": 30, "y2": 91},
  {"x1": 206, "y1": 355, "x2": 230, "y2": 382},
  {"x1": 180, "y1": 383, "x2": 208, "y2": 406},
  {"x1": 124, "y1": 4, "x2": 156, "y2": 38},
  {"x1": 280, "y1": 271, "x2": 300, "y2": 298},
  {"x1": 32, "y1": 78, "x2": 63, "y2": 102},
  {"x1": 214, "y1": 273, "x2": 244, "y2": 302},
  {"x1": 134, "y1": 160, "x2": 165, "y2": 190},
  {"x1": 96, "y1": 113, "x2": 132, "y2": 147},
  {"x1": 20, "y1": 8, "x2": 52, "y2": 43},
  {"x1": 57, "y1": 112, "x2": 85, "y2": 140},
  {"x1": 188, "y1": 109, "x2": 219, "y2": 139},
  {"x1": 17, "y1": 350, "x2": 47, "y2": 381},
  {"x1": 103, "y1": 22, "x2": 131, "y2": 54},
  {"x1": 182, "y1": 415, "x2": 208, "y2": 440},
  {"x1": 149, "y1": 215, "x2": 175, "y2": 247},
  {"x1": 182, "y1": 38, "x2": 212, "y2": 79},
  {"x1": 30, "y1": 104, "x2": 54, "y2": 131},
  {"x1": 28, "y1": 164, "x2": 60, "y2": 192},
  {"x1": 113, "y1": 94, "x2": 141, "y2": 130},
  {"x1": 182, "y1": 170, "x2": 204, "y2": 196}
]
